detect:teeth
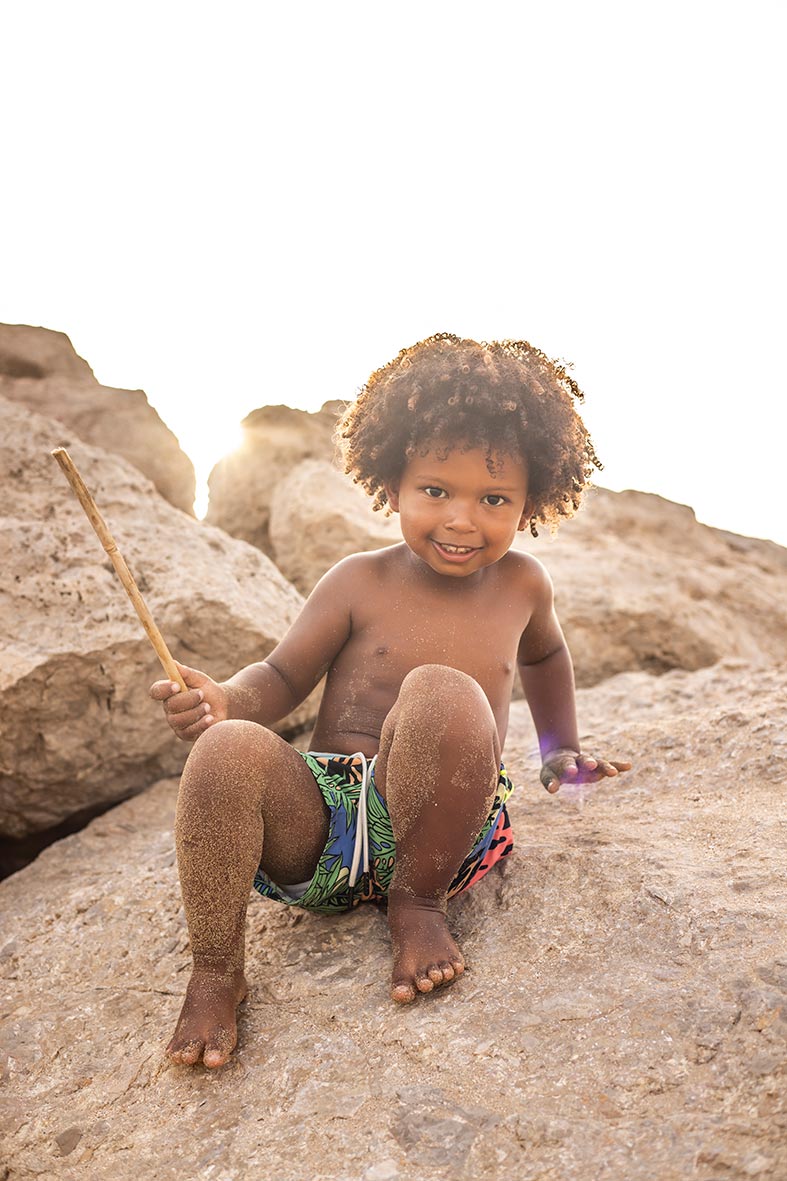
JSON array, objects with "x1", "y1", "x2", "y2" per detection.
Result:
[{"x1": 438, "y1": 543, "x2": 474, "y2": 553}]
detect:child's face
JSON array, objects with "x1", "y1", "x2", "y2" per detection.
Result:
[{"x1": 386, "y1": 442, "x2": 531, "y2": 579}]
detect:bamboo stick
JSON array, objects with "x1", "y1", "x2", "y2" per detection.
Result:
[{"x1": 51, "y1": 448, "x2": 188, "y2": 692}]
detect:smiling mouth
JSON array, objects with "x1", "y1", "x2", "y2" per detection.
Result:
[{"x1": 432, "y1": 540, "x2": 480, "y2": 555}]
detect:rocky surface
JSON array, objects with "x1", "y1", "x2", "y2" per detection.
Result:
[
  {"x1": 0, "y1": 397, "x2": 313, "y2": 839},
  {"x1": 269, "y1": 459, "x2": 402, "y2": 593},
  {"x1": 1, "y1": 659, "x2": 785, "y2": 1181},
  {"x1": 3, "y1": 330, "x2": 786, "y2": 1179},
  {"x1": 0, "y1": 324, "x2": 95, "y2": 383},
  {"x1": 513, "y1": 486, "x2": 787, "y2": 686},
  {"x1": 206, "y1": 401, "x2": 343, "y2": 555},
  {"x1": 0, "y1": 325, "x2": 195, "y2": 515}
]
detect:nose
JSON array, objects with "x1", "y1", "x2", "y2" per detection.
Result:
[{"x1": 445, "y1": 500, "x2": 477, "y2": 534}]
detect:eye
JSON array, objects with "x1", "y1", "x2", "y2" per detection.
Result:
[
  {"x1": 423, "y1": 486, "x2": 447, "y2": 499},
  {"x1": 482, "y1": 494, "x2": 508, "y2": 507}
]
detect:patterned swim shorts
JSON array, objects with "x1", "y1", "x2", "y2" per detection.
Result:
[{"x1": 252, "y1": 751, "x2": 514, "y2": 915}]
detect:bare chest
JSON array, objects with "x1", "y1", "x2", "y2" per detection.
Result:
[{"x1": 335, "y1": 577, "x2": 526, "y2": 706}]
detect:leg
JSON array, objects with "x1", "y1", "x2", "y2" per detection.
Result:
[
  {"x1": 167, "y1": 720, "x2": 329, "y2": 1067},
  {"x1": 375, "y1": 665, "x2": 500, "y2": 1003}
]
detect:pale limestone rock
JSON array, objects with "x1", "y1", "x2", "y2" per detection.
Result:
[
  {"x1": 206, "y1": 401, "x2": 342, "y2": 554},
  {"x1": 269, "y1": 459, "x2": 402, "y2": 593},
  {"x1": 0, "y1": 396, "x2": 312, "y2": 839},
  {"x1": 516, "y1": 486, "x2": 787, "y2": 686},
  {"x1": 1, "y1": 661, "x2": 785, "y2": 1179},
  {"x1": 0, "y1": 323, "x2": 94, "y2": 382},
  {"x1": 0, "y1": 324, "x2": 195, "y2": 514}
]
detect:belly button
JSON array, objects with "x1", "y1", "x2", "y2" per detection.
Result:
[{"x1": 376, "y1": 646, "x2": 388, "y2": 657}]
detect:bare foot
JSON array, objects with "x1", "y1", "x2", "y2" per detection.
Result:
[
  {"x1": 166, "y1": 966, "x2": 248, "y2": 1068},
  {"x1": 387, "y1": 892, "x2": 465, "y2": 1004}
]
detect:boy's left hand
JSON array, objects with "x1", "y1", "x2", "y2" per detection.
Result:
[{"x1": 540, "y1": 748, "x2": 632, "y2": 794}]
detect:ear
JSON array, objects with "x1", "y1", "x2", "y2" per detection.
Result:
[
  {"x1": 517, "y1": 498, "x2": 534, "y2": 532},
  {"x1": 385, "y1": 482, "x2": 400, "y2": 512}
]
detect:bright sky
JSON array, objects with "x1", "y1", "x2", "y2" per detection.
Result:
[{"x1": 2, "y1": 2, "x2": 785, "y2": 542}]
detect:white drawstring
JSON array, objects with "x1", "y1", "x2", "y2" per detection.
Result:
[
  {"x1": 348, "y1": 752, "x2": 370, "y2": 887},
  {"x1": 311, "y1": 752, "x2": 375, "y2": 889}
]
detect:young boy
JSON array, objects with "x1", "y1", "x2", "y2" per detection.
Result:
[{"x1": 151, "y1": 333, "x2": 630, "y2": 1069}]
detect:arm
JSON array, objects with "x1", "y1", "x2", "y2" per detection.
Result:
[
  {"x1": 222, "y1": 557, "x2": 355, "y2": 724},
  {"x1": 517, "y1": 561, "x2": 630, "y2": 792},
  {"x1": 150, "y1": 555, "x2": 356, "y2": 740}
]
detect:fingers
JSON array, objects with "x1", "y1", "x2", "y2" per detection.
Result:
[
  {"x1": 149, "y1": 663, "x2": 204, "y2": 700},
  {"x1": 175, "y1": 713, "x2": 216, "y2": 742},
  {"x1": 541, "y1": 752, "x2": 632, "y2": 792},
  {"x1": 167, "y1": 690, "x2": 214, "y2": 738},
  {"x1": 540, "y1": 766, "x2": 563, "y2": 793},
  {"x1": 149, "y1": 671, "x2": 217, "y2": 743},
  {"x1": 541, "y1": 752, "x2": 579, "y2": 793},
  {"x1": 590, "y1": 758, "x2": 632, "y2": 779},
  {"x1": 166, "y1": 688, "x2": 205, "y2": 716}
]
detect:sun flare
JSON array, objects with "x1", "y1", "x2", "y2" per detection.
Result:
[{"x1": 174, "y1": 418, "x2": 245, "y2": 519}]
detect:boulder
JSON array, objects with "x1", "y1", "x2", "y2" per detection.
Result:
[
  {"x1": 0, "y1": 324, "x2": 195, "y2": 515},
  {"x1": 269, "y1": 459, "x2": 402, "y2": 593},
  {"x1": 206, "y1": 401, "x2": 342, "y2": 554},
  {"x1": 0, "y1": 323, "x2": 94, "y2": 382},
  {"x1": 0, "y1": 397, "x2": 315, "y2": 840},
  {"x1": 517, "y1": 486, "x2": 787, "y2": 686},
  {"x1": 0, "y1": 659, "x2": 785, "y2": 1179}
]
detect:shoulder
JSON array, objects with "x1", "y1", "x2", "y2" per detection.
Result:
[
  {"x1": 308, "y1": 545, "x2": 407, "y2": 594},
  {"x1": 497, "y1": 548, "x2": 554, "y2": 602}
]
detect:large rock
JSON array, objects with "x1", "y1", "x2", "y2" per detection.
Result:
[
  {"x1": 0, "y1": 323, "x2": 94, "y2": 382},
  {"x1": 0, "y1": 659, "x2": 785, "y2": 1180},
  {"x1": 518, "y1": 486, "x2": 787, "y2": 686},
  {"x1": 206, "y1": 401, "x2": 342, "y2": 554},
  {"x1": 269, "y1": 459, "x2": 402, "y2": 593},
  {"x1": 0, "y1": 324, "x2": 196, "y2": 514},
  {"x1": 0, "y1": 397, "x2": 314, "y2": 840}
]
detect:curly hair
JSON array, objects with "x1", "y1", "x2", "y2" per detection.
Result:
[{"x1": 337, "y1": 333, "x2": 602, "y2": 536}]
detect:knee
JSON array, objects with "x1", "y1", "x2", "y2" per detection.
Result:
[
  {"x1": 396, "y1": 665, "x2": 497, "y2": 751},
  {"x1": 181, "y1": 720, "x2": 277, "y2": 801},
  {"x1": 189, "y1": 718, "x2": 274, "y2": 761},
  {"x1": 399, "y1": 664, "x2": 489, "y2": 716}
]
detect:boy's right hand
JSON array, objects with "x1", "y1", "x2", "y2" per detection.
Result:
[{"x1": 149, "y1": 662, "x2": 229, "y2": 742}]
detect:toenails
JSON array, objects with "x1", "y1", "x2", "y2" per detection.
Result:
[
  {"x1": 392, "y1": 981, "x2": 417, "y2": 1003},
  {"x1": 203, "y1": 1049, "x2": 228, "y2": 1068},
  {"x1": 168, "y1": 1039, "x2": 203, "y2": 1066}
]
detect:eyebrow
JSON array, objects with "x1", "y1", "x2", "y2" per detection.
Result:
[{"x1": 417, "y1": 476, "x2": 521, "y2": 492}]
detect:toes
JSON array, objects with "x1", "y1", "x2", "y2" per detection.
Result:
[
  {"x1": 427, "y1": 965, "x2": 444, "y2": 984},
  {"x1": 451, "y1": 957, "x2": 465, "y2": 976},
  {"x1": 203, "y1": 1047, "x2": 230, "y2": 1069},
  {"x1": 167, "y1": 1039, "x2": 203, "y2": 1066},
  {"x1": 415, "y1": 973, "x2": 435, "y2": 994},
  {"x1": 391, "y1": 979, "x2": 417, "y2": 1004},
  {"x1": 437, "y1": 962, "x2": 455, "y2": 982},
  {"x1": 203, "y1": 1031, "x2": 234, "y2": 1069}
]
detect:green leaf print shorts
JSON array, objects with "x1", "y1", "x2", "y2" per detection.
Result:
[{"x1": 252, "y1": 751, "x2": 515, "y2": 915}]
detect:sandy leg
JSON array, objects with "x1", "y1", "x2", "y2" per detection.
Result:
[
  {"x1": 167, "y1": 966, "x2": 249, "y2": 1068},
  {"x1": 376, "y1": 665, "x2": 500, "y2": 1005},
  {"x1": 166, "y1": 720, "x2": 328, "y2": 1066}
]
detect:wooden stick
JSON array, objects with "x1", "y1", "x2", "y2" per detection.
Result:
[{"x1": 51, "y1": 447, "x2": 188, "y2": 692}]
